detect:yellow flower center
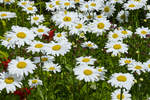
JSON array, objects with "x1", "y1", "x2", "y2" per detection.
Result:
[
  {"x1": 124, "y1": 60, "x2": 131, "y2": 64},
  {"x1": 56, "y1": 1, "x2": 60, "y2": 5},
  {"x1": 16, "y1": 32, "x2": 26, "y2": 39},
  {"x1": 75, "y1": 24, "x2": 83, "y2": 29},
  {"x1": 83, "y1": 69, "x2": 93, "y2": 76},
  {"x1": 64, "y1": 2, "x2": 70, "y2": 6},
  {"x1": 21, "y1": 2, "x2": 27, "y2": 5},
  {"x1": 97, "y1": 23, "x2": 105, "y2": 29},
  {"x1": 37, "y1": 29, "x2": 44, "y2": 33},
  {"x1": 74, "y1": 0, "x2": 80, "y2": 3},
  {"x1": 1, "y1": 13, "x2": 7, "y2": 17},
  {"x1": 49, "y1": 66, "x2": 55, "y2": 71},
  {"x1": 141, "y1": 30, "x2": 147, "y2": 35},
  {"x1": 112, "y1": 33, "x2": 118, "y2": 38},
  {"x1": 35, "y1": 44, "x2": 43, "y2": 48},
  {"x1": 87, "y1": 43, "x2": 93, "y2": 47},
  {"x1": 33, "y1": 16, "x2": 39, "y2": 21},
  {"x1": 32, "y1": 80, "x2": 38, "y2": 84},
  {"x1": 7, "y1": 38, "x2": 11, "y2": 42},
  {"x1": 129, "y1": 4, "x2": 135, "y2": 8},
  {"x1": 87, "y1": 15, "x2": 92, "y2": 19},
  {"x1": 49, "y1": 4, "x2": 53, "y2": 8},
  {"x1": 63, "y1": 16, "x2": 72, "y2": 22},
  {"x1": 120, "y1": 14, "x2": 125, "y2": 19},
  {"x1": 113, "y1": 44, "x2": 122, "y2": 50},
  {"x1": 97, "y1": 15, "x2": 102, "y2": 18},
  {"x1": 57, "y1": 33, "x2": 62, "y2": 37},
  {"x1": 98, "y1": 69, "x2": 102, "y2": 72},
  {"x1": 17, "y1": 61, "x2": 27, "y2": 69},
  {"x1": 121, "y1": 31, "x2": 128, "y2": 35},
  {"x1": 85, "y1": 4, "x2": 89, "y2": 8},
  {"x1": 5, "y1": 77, "x2": 14, "y2": 84},
  {"x1": 117, "y1": 94, "x2": 125, "y2": 99},
  {"x1": 104, "y1": 6, "x2": 110, "y2": 12},
  {"x1": 82, "y1": 58, "x2": 90, "y2": 62},
  {"x1": 41, "y1": 57, "x2": 48, "y2": 61},
  {"x1": 27, "y1": 7, "x2": 33, "y2": 11},
  {"x1": 4, "y1": 0, "x2": 10, "y2": 2},
  {"x1": 148, "y1": 64, "x2": 150, "y2": 68},
  {"x1": 135, "y1": 65, "x2": 142, "y2": 70},
  {"x1": 52, "y1": 45, "x2": 61, "y2": 51},
  {"x1": 117, "y1": 75, "x2": 127, "y2": 82},
  {"x1": 90, "y1": 3, "x2": 96, "y2": 7}
]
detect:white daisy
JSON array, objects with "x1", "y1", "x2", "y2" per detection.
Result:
[
  {"x1": 8, "y1": 57, "x2": 37, "y2": 77},
  {"x1": 118, "y1": 27, "x2": 133, "y2": 39},
  {"x1": 96, "y1": 66, "x2": 107, "y2": 80},
  {"x1": 108, "y1": 29, "x2": 123, "y2": 42},
  {"x1": 45, "y1": 41, "x2": 72, "y2": 56},
  {"x1": 32, "y1": 25, "x2": 49, "y2": 38},
  {"x1": 116, "y1": 10, "x2": 129, "y2": 23},
  {"x1": 61, "y1": 0, "x2": 75, "y2": 9},
  {"x1": 26, "y1": 41, "x2": 47, "y2": 54},
  {"x1": 7, "y1": 26, "x2": 35, "y2": 48},
  {"x1": 43, "y1": 62, "x2": 61, "y2": 73},
  {"x1": 30, "y1": 15, "x2": 45, "y2": 25},
  {"x1": 0, "y1": 72, "x2": 22, "y2": 93},
  {"x1": 81, "y1": 41, "x2": 98, "y2": 49},
  {"x1": 33, "y1": 56, "x2": 54, "y2": 64},
  {"x1": 143, "y1": 59, "x2": 150, "y2": 72},
  {"x1": 53, "y1": 32, "x2": 68, "y2": 42},
  {"x1": 127, "y1": 61, "x2": 146, "y2": 75},
  {"x1": 135, "y1": 26, "x2": 150, "y2": 38},
  {"x1": 111, "y1": 89, "x2": 131, "y2": 100},
  {"x1": 90, "y1": 19, "x2": 111, "y2": 36},
  {"x1": 73, "y1": 65, "x2": 99, "y2": 82},
  {"x1": 0, "y1": 11, "x2": 16, "y2": 20},
  {"x1": 28, "y1": 78, "x2": 43, "y2": 88},
  {"x1": 108, "y1": 73, "x2": 135, "y2": 90},
  {"x1": 124, "y1": 1, "x2": 140, "y2": 10},
  {"x1": 119, "y1": 58, "x2": 136, "y2": 66},
  {"x1": 105, "y1": 41, "x2": 128, "y2": 56},
  {"x1": 23, "y1": 5, "x2": 37, "y2": 14},
  {"x1": 76, "y1": 56, "x2": 96, "y2": 65}
]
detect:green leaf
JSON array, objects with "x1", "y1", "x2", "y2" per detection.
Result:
[{"x1": 0, "y1": 50, "x2": 8, "y2": 58}]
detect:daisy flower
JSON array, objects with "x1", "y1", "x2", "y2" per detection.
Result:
[
  {"x1": 111, "y1": 89, "x2": 131, "y2": 100},
  {"x1": 119, "y1": 58, "x2": 136, "y2": 66},
  {"x1": 28, "y1": 78, "x2": 43, "y2": 88},
  {"x1": 32, "y1": 25, "x2": 49, "y2": 38},
  {"x1": 73, "y1": 65, "x2": 99, "y2": 82},
  {"x1": 127, "y1": 61, "x2": 146, "y2": 75},
  {"x1": 0, "y1": 72, "x2": 22, "y2": 93},
  {"x1": 105, "y1": 41, "x2": 128, "y2": 56},
  {"x1": 116, "y1": 10, "x2": 129, "y2": 23},
  {"x1": 100, "y1": 2, "x2": 115, "y2": 18},
  {"x1": 30, "y1": 15, "x2": 45, "y2": 25},
  {"x1": 88, "y1": 0, "x2": 102, "y2": 11},
  {"x1": 3, "y1": 0, "x2": 15, "y2": 4},
  {"x1": 52, "y1": 11, "x2": 78, "y2": 28},
  {"x1": 51, "y1": 0, "x2": 62, "y2": 10},
  {"x1": 33, "y1": 56, "x2": 54, "y2": 64},
  {"x1": 143, "y1": 59, "x2": 150, "y2": 72},
  {"x1": 108, "y1": 29, "x2": 123, "y2": 42},
  {"x1": 124, "y1": 1, "x2": 140, "y2": 10},
  {"x1": 79, "y1": 2, "x2": 90, "y2": 12},
  {"x1": 61, "y1": 0, "x2": 75, "y2": 9},
  {"x1": 18, "y1": 0, "x2": 32, "y2": 8},
  {"x1": 46, "y1": 2, "x2": 55, "y2": 11},
  {"x1": 0, "y1": 11, "x2": 16, "y2": 20},
  {"x1": 23, "y1": 5, "x2": 37, "y2": 14},
  {"x1": 45, "y1": 41, "x2": 72, "y2": 56},
  {"x1": 81, "y1": 41, "x2": 98, "y2": 49},
  {"x1": 90, "y1": 19, "x2": 111, "y2": 36},
  {"x1": 1, "y1": 36, "x2": 15, "y2": 49},
  {"x1": 26, "y1": 41, "x2": 47, "y2": 54},
  {"x1": 69, "y1": 19, "x2": 87, "y2": 35},
  {"x1": 118, "y1": 27, "x2": 133, "y2": 38},
  {"x1": 8, "y1": 57, "x2": 37, "y2": 77},
  {"x1": 53, "y1": 32, "x2": 68, "y2": 42},
  {"x1": 76, "y1": 56, "x2": 97, "y2": 65},
  {"x1": 135, "y1": 26, "x2": 150, "y2": 38},
  {"x1": 95, "y1": 14, "x2": 107, "y2": 21},
  {"x1": 8, "y1": 26, "x2": 35, "y2": 48},
  {"x1": 96, "y1": 66, "x2": 107, "y2": 80},
  {"x1": 108, "y1": 73, "x2": 135, "y2": 90},
  {"x1": 43, "y1": 62, "x2": 61, "y2": 73},
  {"x1": 146, "y1": 13, "x2": 150, "y2": 19}
]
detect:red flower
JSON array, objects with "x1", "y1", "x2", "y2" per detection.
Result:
[
  {"x1": 1, "y1": 59, "x2": 11, "y2": 70},
  {"x1": 42, "y1": 29, "x2": 56, "y2": 41},
  {"x1": 14, "y1": 88, "x2": 32, "y2": 100}
]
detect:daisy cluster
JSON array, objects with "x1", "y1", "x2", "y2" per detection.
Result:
[{"x1": 0, "y1": 0, "x2": 150, "y2": 99}]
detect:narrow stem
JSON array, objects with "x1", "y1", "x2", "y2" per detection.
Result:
[{"x1": 120, "y1": 88, "x2": 123, "y2": 100}]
